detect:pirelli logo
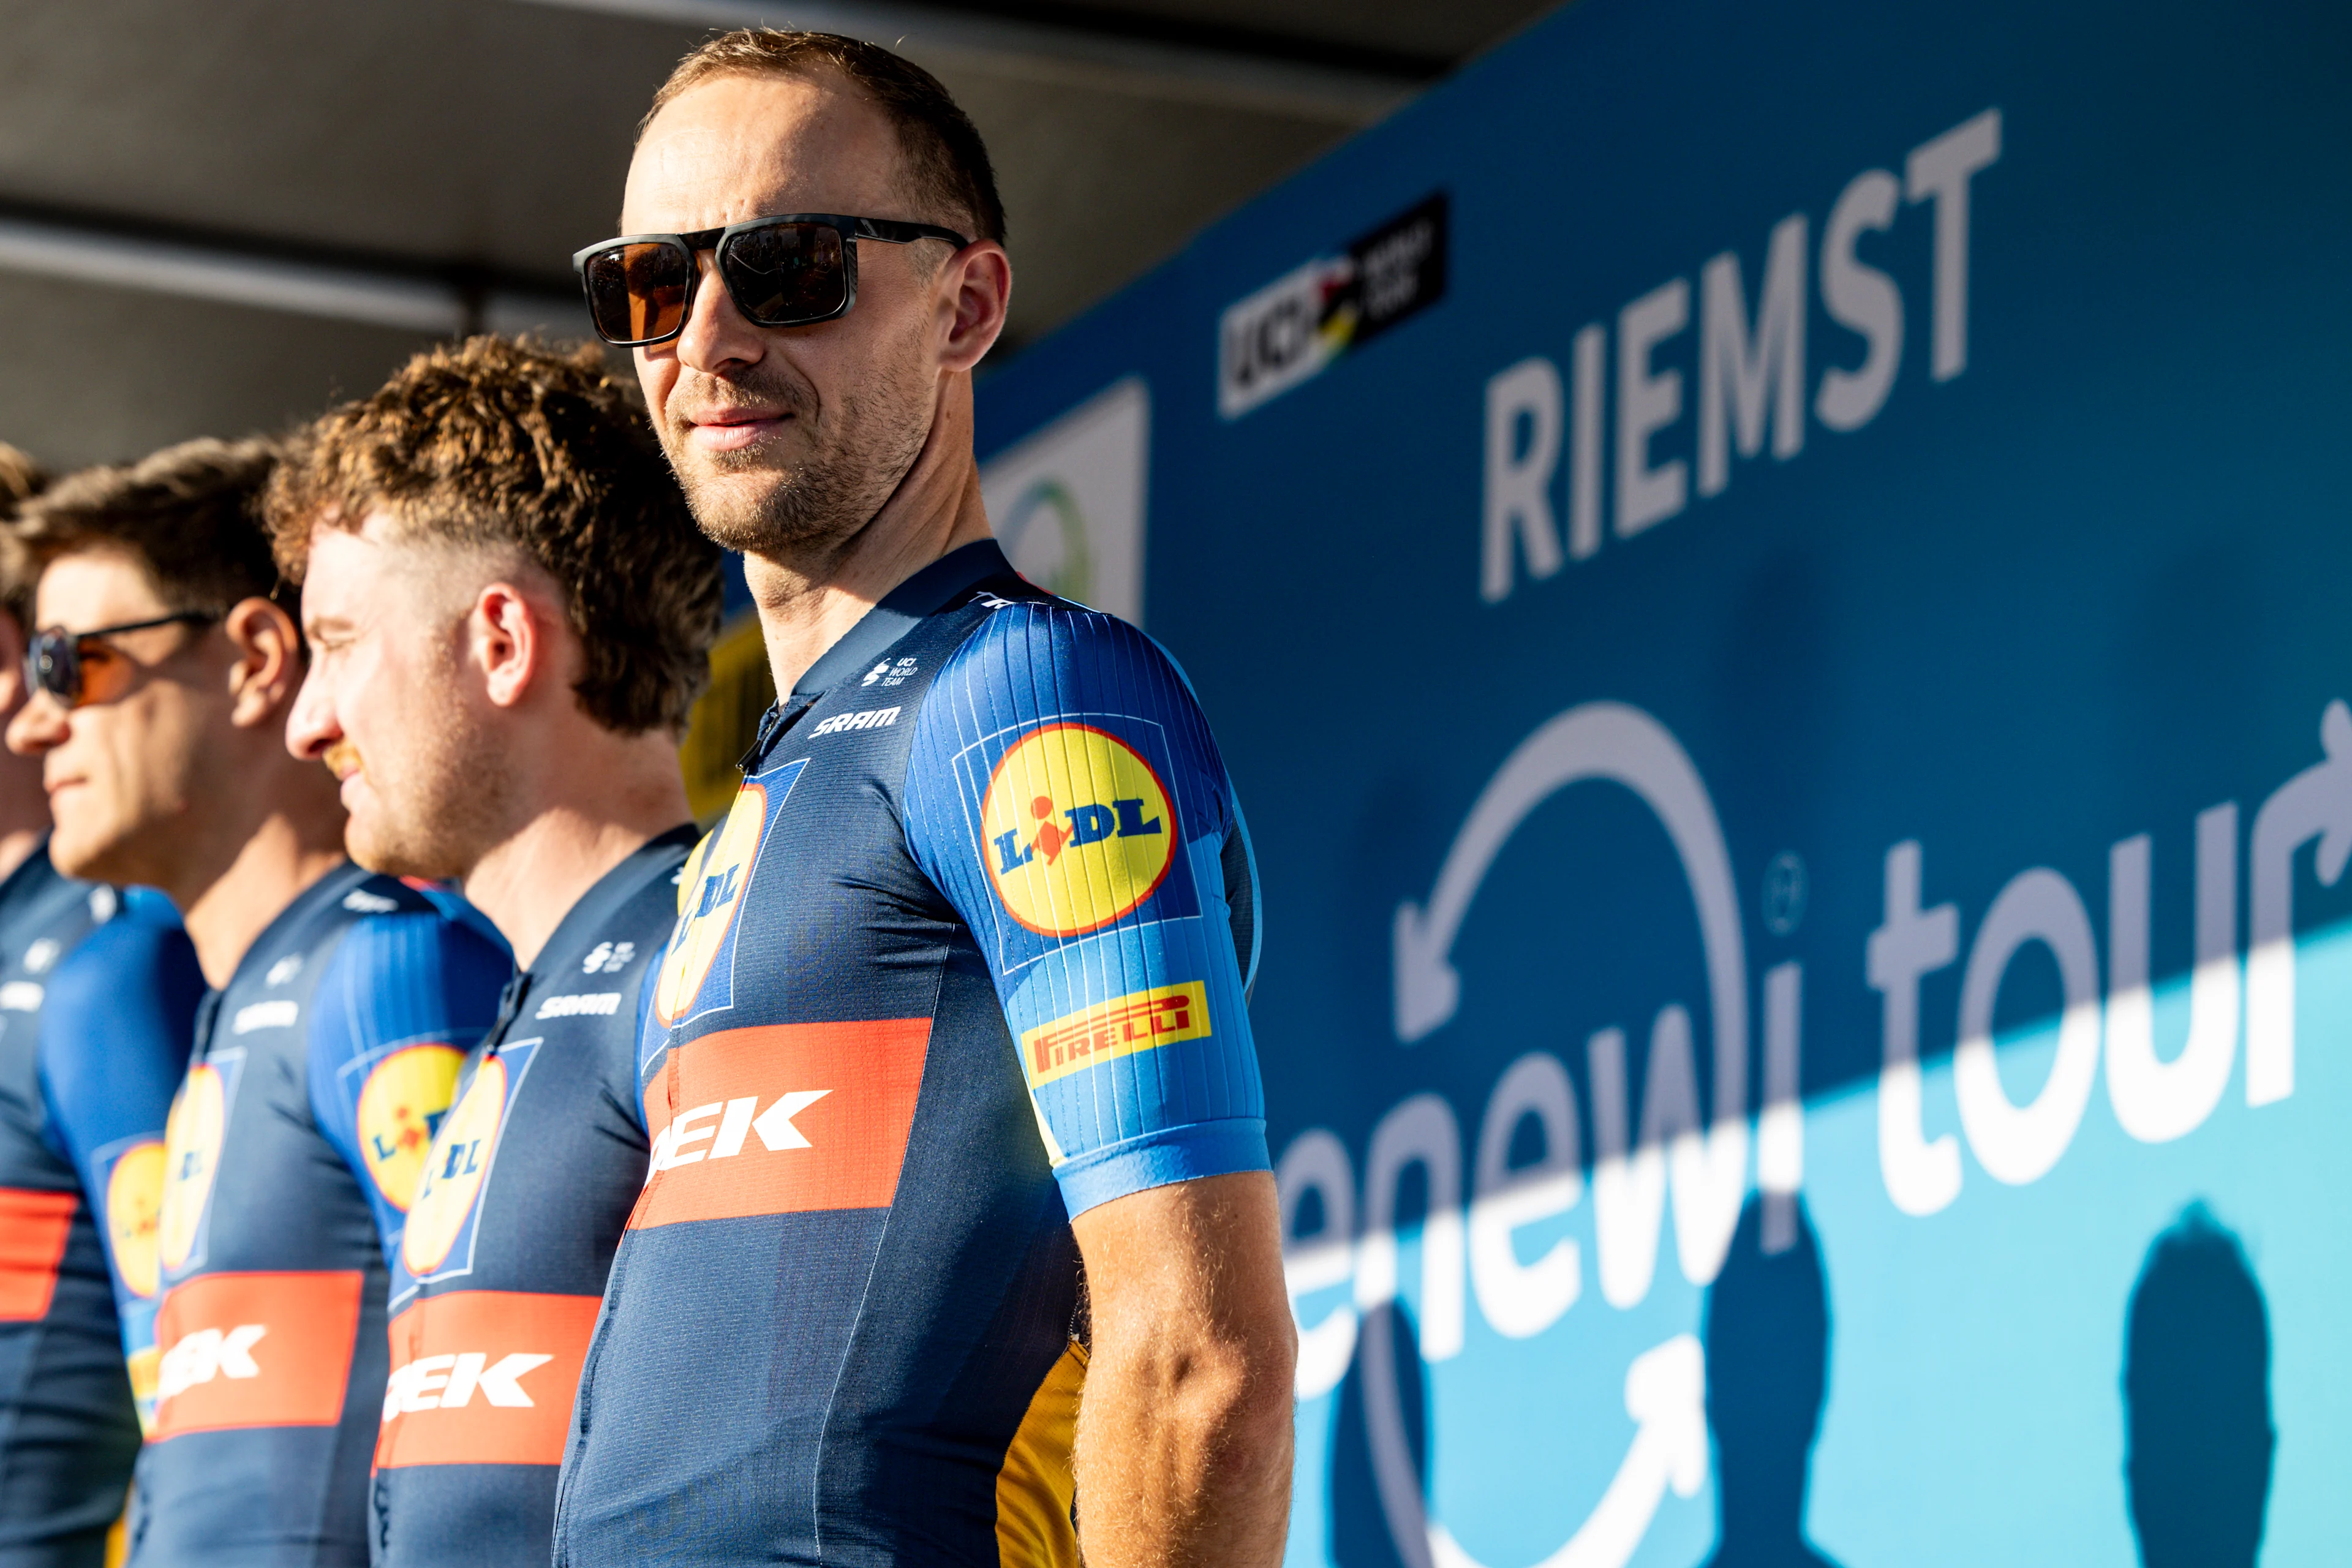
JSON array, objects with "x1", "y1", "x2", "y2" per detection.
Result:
[{"x1": 1022, "y1": 983, "x2": 1210, "y2": 1087}]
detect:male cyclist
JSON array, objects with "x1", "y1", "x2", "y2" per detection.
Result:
[
  {"x1": 0, "y1": 445, "x2": 203, "y2": 1568},
  {"x1": 6, "y1": 440, "x2": 508, "y2": 1567},
  {"x1": 555, "y1": 31, "x2": 1295, "y2": 1568},
  {"x1": 274, "y1": 335, "x2": 720, "y2": 1567}
]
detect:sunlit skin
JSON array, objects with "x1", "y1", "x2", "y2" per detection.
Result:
[
  {"x1": 619, "y1": 67, "x2": 1295, "y2": 1568},
  {"x1": 623, "y1": 71, "x2": 1007, "y2": 697},
  {"x1": 4, "y1": 549, "x2": 345, "y2": 986},
  {"x1": 285, "y1": 515, "x2": 693, "y2": 968},
  {"x1": 0, "y1": 605, "x2": 53, "y2": 882}
]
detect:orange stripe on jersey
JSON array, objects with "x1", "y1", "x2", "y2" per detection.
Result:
[
  {"x1": 151, "y1": 1271, "x2": 363, "y2": 1438},
  {"x1": 377, "y1": 1291, "x2": 600, "y2": 1468},
  {"x1": 0, "y1": 1188, "x2": 77, "y2": 1321},
  {"x1": 631, "y1": 1019, "x2": 929, "y2": 1229}
]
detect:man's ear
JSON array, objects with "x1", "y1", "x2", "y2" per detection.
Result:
[
  {"x1": 938, "y1": 241, "x2": 1011, "y2": 374},
  {"x1": 0, "y1": 608, "x2": 26, "y2": 717},
  {"x1": 470, "y1": 582, "x2": 544, "y2": 711},
  {"x1": 222, "y1": 597, "x2": 304, "y2": 729}
]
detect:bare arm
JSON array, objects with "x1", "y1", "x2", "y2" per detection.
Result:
[{"x1": 1069, "y1": 1169, "x2": 1298, "y2": 1568}]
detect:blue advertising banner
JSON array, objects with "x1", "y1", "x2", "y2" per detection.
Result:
[{"x1": 974, "y1": 1, "x2": 2352, "y2": 1563}]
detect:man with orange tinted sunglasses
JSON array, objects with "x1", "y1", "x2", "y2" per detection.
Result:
[{"x1": 6, "y1": 439, "x2": 507, "y2": 1568}]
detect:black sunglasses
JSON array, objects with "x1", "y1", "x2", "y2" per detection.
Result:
[
  {"x1": 24, "y1": 612, "x2": 216, "y2": 709},
  {"x1": 571, "y1": 213, "x2": 971, "y2": 347}
]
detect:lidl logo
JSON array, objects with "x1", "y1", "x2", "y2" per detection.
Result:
[
  {"x1": 654, "y1": 778, "x2": 772, "y2": 1027},
  {"x1": 357, "y1": 1045, "x2": 464, "y2": 1212},
  {"x1": 159, "y1": 1064, "x2": 228, "y2": 1273},
  {"x1": 1022, "y1": 982, "x2": 1211, "y2": 1087},
  {"x1": 106, "y1": 1140, "x2": 167, "y2": 1299},
  {"x1": 979, "y1": 724, "x2": 1177, "y2": 938},
  {"x1": 403, "y1": 1055, "x2": 508, "y2": 1277}
]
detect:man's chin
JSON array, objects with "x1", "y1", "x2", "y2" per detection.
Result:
[
  {"x1": 48, "y1": 817, "x2": 149, "y2": 889},
  {"x1": 344, "y1": 818, "x2": 467, "y2": 884}
]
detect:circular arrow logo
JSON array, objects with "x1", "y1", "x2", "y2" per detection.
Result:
[{"x1": 1379, "y1": 699, "x2": 1750, "y2": 1568}]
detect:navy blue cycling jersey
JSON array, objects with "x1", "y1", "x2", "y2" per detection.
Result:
[
  {"x1": 0, "y1": 847, "x2": 198, "y2": 1568},
  {"x1": 372, "y1": 829, "x2": 692, "y2": 1568},
  {"x1": 130, "y1": 863, "x2": 508, "y2": 1568},
  {"x1": 554, "y1": 541, "x2": 1267, "y2": 1568}
]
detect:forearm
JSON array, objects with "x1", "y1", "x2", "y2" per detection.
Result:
[
  {"x1": 1069, "y1": 1170, "x2": 1298, "y2": 1568},
  {"x1": 1074, "y1": 1327, "x2": 1295, "y2": 1568}
]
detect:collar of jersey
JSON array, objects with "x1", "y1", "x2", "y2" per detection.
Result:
[
  {"x1": 191, "y1": 860, "x2": 375, "y2": 1053},
  {"x1": 788, "y1": 538, "x2": 1014, "y2": 703},
  {"x1": 522, "y1": 823, "x2": 699, "y2": 986}
]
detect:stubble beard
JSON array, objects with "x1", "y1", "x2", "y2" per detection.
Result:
[
  {"x1": 660, "y1": 333, "x2": 935, "y2": 562},
  {"x1": 342, "y1": 697, "x2": 510, "y2": 884}
]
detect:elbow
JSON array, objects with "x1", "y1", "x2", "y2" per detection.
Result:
[
  {"x1": 1188, "y1": 1301, "x2": 1298, "y2": 1466},
  {"x1": 1235, "y1": 1308, "x2": 1298, "y2": 1442}
]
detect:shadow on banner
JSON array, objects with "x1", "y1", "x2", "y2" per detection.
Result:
[
  {"x1": 1702, "y1": 1196, "x2": 1842, "y2": 1568},
  {"x1": 2124, "y1": 1206, "x2": 2274, "y2": 1568}
]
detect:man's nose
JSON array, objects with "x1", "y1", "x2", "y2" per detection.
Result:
[
  {"x1": 284, "y1": 669, "x2": 341, "y2": 762},
  {"x1": 5, "y1": 691, "x2": 67, "y2": 758},
  {"x1": 674, "y1": 250, "x2": 765, "y2": 374}
]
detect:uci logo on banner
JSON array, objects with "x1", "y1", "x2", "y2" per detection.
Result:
[
  {"x1": 654, "y1": 756, "x2": 808, "y2": 1029},
  {"x1": 398, "y1": 1039, "x2": 541, "y2": 1298},
  {"x1": 971, "y1": 720, "x2": 1196, "y2": 948},
  {"x1": 1218, "y1": 192, "x2": 1448, "y2": 420}
]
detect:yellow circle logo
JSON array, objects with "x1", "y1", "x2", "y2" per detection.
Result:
[
  {"x1": 402, "y1": 1055, "x2": 506, "y2": 1276},
  {"x1": 105, "y1": 1140, "x2": 167, "y2": 1299},
  {"x1": 654, "y1": 783, "x2": 767, "y2": 1025},
  {"x1": 158, "y1": 1066, "x2": 225, "y2": 1273},
  {"x1": 979, "y1": 724, "x2": 1177, "y2": 938},
  {"x1": 357, "y1": 1044, "x2": 464, "y2": 1213}
]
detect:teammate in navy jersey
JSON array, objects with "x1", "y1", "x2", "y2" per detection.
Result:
[
  {"x1": 0, "y1": 441, "x2": 205, "y2": 1568},
  {"x1": 271, "y1": 336, "x2": 720, "y2": 1566},
  {"x1": 559, "y1": 32, "x2": 1295, "y2": 1567},
  {"x1": 6, "y1": 439, "x2": 508, "y2": 1568},
  {"x1": 0, "y1": 854, "x2": 201, "y2": 1568}
]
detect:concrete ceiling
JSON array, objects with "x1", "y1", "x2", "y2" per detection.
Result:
[{"x1": 0, "y1": 0, "x2": 1558, "y2": 472}]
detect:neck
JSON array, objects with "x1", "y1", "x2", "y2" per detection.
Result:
[
  {"x1": 747, "y1": 371, "x2": 992, "y2": 696},
  {"x1": 0, "y1": 742, "x2": 50, "y2": 884},
  {"x1": 177, "y1": 813, "x2": 349, "y2": 989},
  {"x1": 461, "y1": 727, "x2": 693, "y2": 970}
]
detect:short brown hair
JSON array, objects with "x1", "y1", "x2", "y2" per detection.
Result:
[
  {"x1": 646, "y1": 29, "x2": 1005, "y2": 246},
  {"x1": 266, "y1": 336, "x2": 720, "y2": 736},
  {"x1": 0, "y1": 442, "x2": 50, "y2": 627},
  {"x1": 11, "y1": 439, "x2": 281, "y2": 628}
]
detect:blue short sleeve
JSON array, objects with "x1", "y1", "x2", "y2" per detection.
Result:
[
  {"x1": 37, "y1": 889, "x2": 203, "y2": 1407},
  {"x1": 307, "y1": 911, "x2": 510, "y2": 1264},
  {"x1": 902, "y1": 601, "x2": 1268, "y2": 1216}
]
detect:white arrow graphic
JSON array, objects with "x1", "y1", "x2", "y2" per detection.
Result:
[
  {"x1": 1395, "y1": 701, "x2": 1746, "y2": 1065},
  {"x1": 2247, "y1": 698, "x2": 2352, "y2": 1106},
  {"x1": 1409, "y1": 1334, "x2": 1708, "y2": 1568}
]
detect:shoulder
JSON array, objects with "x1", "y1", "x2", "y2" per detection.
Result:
[
  {"x1": 309, "y1": 878, "x2": 510, "y2": 1036},
  {"x1": 40, "y1": 896, "x2": 198, "y2": 1130},
  {"x1": 912, "y1": 597, "x2": 1224, "y2": 772},
  {"x1": 45, "y1": 894, "x2": 196, "y2": 1022}
]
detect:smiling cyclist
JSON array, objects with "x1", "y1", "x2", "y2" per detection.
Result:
[{"x1": 552, "y1": 31, "x2": 1296, "y2": 1568}]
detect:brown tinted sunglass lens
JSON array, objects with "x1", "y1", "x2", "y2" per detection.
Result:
[
  {"x1": 587, "y1": 243, "x2": 690, "y2": 343},
  {"x1": 72, "y1": 643, "x2": 135, "y2": 708},
  {"x1": 720, "y1": 224, "x2": 846, "y2": 326}
]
